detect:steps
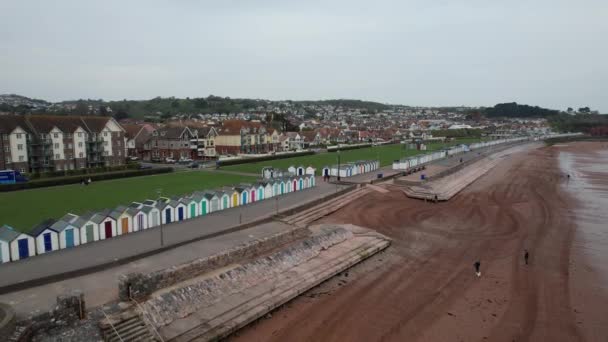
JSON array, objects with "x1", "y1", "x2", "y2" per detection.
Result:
[
  {"x1": 100, "y1": 311, "x2": 158, "y2": 342},
  {"x1": 281, "y1": 187, "x2": 372, "y2": 226}
]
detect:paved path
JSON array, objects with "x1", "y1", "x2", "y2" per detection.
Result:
[
  {"x1": 0, "y1": 178, "x2": 348, "y2": 291},
  {"x1": 0, "y1": 222, "x2": 293, "y2": 317}
]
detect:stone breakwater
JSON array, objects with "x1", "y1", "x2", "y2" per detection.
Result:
[{"x1": 143, "y1": 226, "x2": 353, "y2": 328}]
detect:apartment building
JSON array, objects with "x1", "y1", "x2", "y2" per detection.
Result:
[
  {"x1": 189, "y1": 126, "x2": 219, "y2": 159},
  {"x1": 215, "y1": 120, "x2": 274, "y2": 155},
  {"x1": 0, "y1": 115, "x2": 126, "y2": 173},
  {"x1": 143, "y1": 126, "x2": 197, "y2": 161}
]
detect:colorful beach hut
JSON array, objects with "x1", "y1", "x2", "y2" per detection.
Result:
[
  {"x1": 0, "y1": 225, "x2": 35, "y2": 262},
  {"x1": 50, "y1": 220, "x2": 80, "y2": 249},
  {"x1": 73, "y1": 213, "x2": 100, "y2": 244},
  {"x1": 31, "y1": 219, "x2": 59, "y2": 255}
]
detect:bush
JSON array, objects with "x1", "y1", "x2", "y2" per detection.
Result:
[
  {"x1": 27, "y1": 163, "x2": 141, "y2": 179},
  {"x1": 327, "y1": 143, "x2": 373, "y2": 152},
  {"x1": 218, "y1": 151, "x2": 315, "y2": 167},
  {"x1": 0, "y1": 167, "x2": 173, "y2": 192}
]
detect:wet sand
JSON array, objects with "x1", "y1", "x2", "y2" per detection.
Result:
[{"x1": 229, "y1": 143, "x2": 608, "y2": 342}]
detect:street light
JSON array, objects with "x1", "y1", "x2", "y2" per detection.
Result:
[{"x1": 157, "y1": 188, "x2": 164, "y2": 247}]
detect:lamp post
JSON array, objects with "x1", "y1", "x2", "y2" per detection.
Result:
[{"x1": 157, "y1": 188, "x2": 164, "y2": 247}]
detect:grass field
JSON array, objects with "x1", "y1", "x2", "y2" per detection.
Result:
[
  {"x1": 222, "y1": 138, "x2": 481, "y2": 175},
  {"x1": 0, "y1": 171, "x2": 255, "y2": 232}
]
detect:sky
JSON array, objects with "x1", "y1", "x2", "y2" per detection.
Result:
[{"x1": 1, "y1": 0, "x2": 607, "y2": 112}]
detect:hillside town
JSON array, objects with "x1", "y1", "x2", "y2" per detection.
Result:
[{"x1": 0, "y1": 95, "x2": 557, "y2": 173}]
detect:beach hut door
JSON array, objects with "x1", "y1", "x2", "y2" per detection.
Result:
[
  {"x1": 203, "y1": 201, "x2": 208, "y2": 214},
  {"x1": 165, "y1": 208, "x2": 172, "y2": 223},
  {"x1": 18, "y1": 239, "x2": 29, "y2": 259},
  {"x1": 43, "y1": 233, "x2": 52, "y2": 252},
  {"x1": 190, "y1": 204, "x2": 196, "y2": 217},
  {"x1": 86, "y1": 225, "x2": 94, "y2": 242},
  {"x1": 104, "y1": 222, "x2": 113, "y2": 238},
  {"x1": 66, "y1": 229, "x2": 74, "y2": 248},
  {"x1": 178, "y1": 207, "x2": 184, "y2": 221},
  {"x1": 121, "y1": 218, "x2": 129, "y2": 234}
]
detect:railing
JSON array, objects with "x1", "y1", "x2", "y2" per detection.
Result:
[
  {"x1": 100, "y1": 308, "x2": 125, "y2": 342},
  {"x1": 130, "y1": 296, "x2": 164, "y2": 342}
]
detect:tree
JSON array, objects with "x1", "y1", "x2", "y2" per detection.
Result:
[
  {"x1": 578, "y1": 107, "x2": 591, "y2": 114},
  {"x1": 567, "y1": 107, "x2": 574, "y2": 114},
  {"x1": 99, "y1": 105, "x2": 108, "y2": 116},
  {"x1": 113, "y1": 110, "x2": 129, "y2": 121},
  {"x1": 73, "y1": 101, "x2": 89, "y2": 115}
]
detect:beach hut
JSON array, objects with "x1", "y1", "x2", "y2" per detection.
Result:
[
  {"x1": 257, "y1": 183, "x2": 265, "y2": 201},
  {"x1": 113, "y1": 206, "x2": 133, "y2": 236},
  {"x1": 185, "y1": 197, "x2": 198, "y2": 219},
  {"x1": 129, "y1": 207, "x2": 146, "y2": 231},
  {"x1": 248, "y1": 184, "x2": 256, "y2": 203},
  {"x1": 74, "y1": 213, "x2": 100, "y2": 244},
  {"x1": 60, "y1": 213, "x2": 79, "y2": 225},
  {"x1": 235, "y1": 185, "x2": 249, "y2": 205},
  {"x1": 285, "y1": 178, "x2": 292, "y2": 193},
  {"x1": 264, "y1": 181, "x2": 273, "y2": 199},
  {"x1": 157, "y1": 201, "x2": 174, "y2": 225},
  {"x1": 50, "y1": 220, "x2": 80, "y2": 249},
  {"x1": 96, "y1": 210, "x2": 118, "y2": 240},
  {"x1": 31, "y1": 219, "x2": 59, "y2": 255},
  {"x1": 217, "y1": 191, "x2": 229, "y2": 211},
  {"x1": 296, "y1": 165, "x2": 305, "y2": 176},
  {"x1": 142, "y1": 199, "x2": 157, "y2": 207},
  {"x1": 272, "y1": 180, "x2": 279, "y2": 197},
  {"x1": 0, "y1": 225, "x2": 35, "y2": 262},
  {"x1": 1, "y1": 225, "x2": 22, "y2": 263},
  {"x1": 174, "y1": 199, "x2": 187, "y2": 222},
  {"x1": 279, "y1": 179, "x2": 286, "y2": 194},
  {"x1": 287, "y1": 166, "x2": 297, "y2": 175},
  {"x1": 141, "y1": 205, "x2": 159, "y2": 228},
  {"x1": 306, "y1": 166, "x2": 316, "y2": 176},
  {"x1": 208, "y1": 192, "x2": 221, "y2": 212},
  {"x1": 191, "y1": 192, "x2": 205, "y2": 216},
  {"x1": 298, "y1": 176, "x2": 304, "y2": 190}
]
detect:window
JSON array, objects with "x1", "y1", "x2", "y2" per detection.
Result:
[
  {"x1": 17, "y1": 144, "x2": 23, "y2": 151},
  {"x1": 104, "y1": 141, "x2": 108, "y2": 146},
  {"x1": 4, "y1": 146, "x2": 9, "y2": 152},
  {"x1": 54, "y1": 143, "x2": 59, "y2": 149},
  {"x1": 117, "y1": 141, "x2": 121, "y2": 146},
  {"x1": 5, "y1": 157, "x2": 10, "y2": 163},
  {"x1": 16, "y1": 133, "x2": 22, "y2": 139},
  {"x1": 79, "y1": 152, "x2": 84, "y2": 158},
  {"x1": 18, "y1": 156, "x2": 24, "y2": 162},
  {"x1": 104, "y1": 132, "x2": 108, "y2": 137},
  {"x1": 54, "y1": 133, "x2": 59, "y2": 138},
  {"x1": 68, "y1": 143, "x2": 72, "y2": 149},
  {"x1": 55, "y1": 154, "x2": 60, "y2": 160},
  {"x1": 66, "y1": 133, "x2": 72, "y2": 138},
  {"x1": 78, "y1": 142, "x2": 83, "y2": 147},
  {"x1": 118, "y1": 150, "x2": 122, "y2": 156},
  {"x1": 78, "y1": 132, "x2": 82, "y2": 137},
  {"x1": 20, "y1": 168, "x2": 25, "y2": 173},
  {"x1": 67, "y1": 154, "x2": 73, "y2": 159}
]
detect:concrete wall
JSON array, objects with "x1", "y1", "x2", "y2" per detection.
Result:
[
  {"x1": 0, "y1": 303, "x2": 16, "y2": 341},
  {"x1": 119, "y1": 226, "x2": 310, "y2": 301}
]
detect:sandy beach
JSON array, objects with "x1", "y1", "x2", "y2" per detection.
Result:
[{"x1": 229, "y1": 142, "x2": 608, "y2": 342}]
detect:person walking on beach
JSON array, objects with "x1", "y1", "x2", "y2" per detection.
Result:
[
  {"x1": 474, "y1": 261, "x2": 481, "y2": 277},
  {"x1": 524, "y1": 250, "x2": 529, "y2": 265}
]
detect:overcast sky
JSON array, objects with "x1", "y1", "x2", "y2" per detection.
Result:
[{"x1": 1, "y1": 0, "x2": 607, "y2": 111}]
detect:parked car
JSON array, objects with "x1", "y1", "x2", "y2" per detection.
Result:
[
  {"x1": 188, "y1": 162, "x2": 200, "y2": 169},
  {"x1": 165, "y1": 158, "x2": 176, "y2": 164}
]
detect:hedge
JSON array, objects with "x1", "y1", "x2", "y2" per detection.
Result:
[
  {"x1": 0, "y1": 167, "x2": 173, "y2": 192},
  {"x1": 218, "y1": 151, "x2": 315, "y2": 167},
  {"x1": 27, "y1": 163, "x2": 141, "y2": 179},
  {"x1": 327, "y1": 143, "x2": 373, "y2": 152}
]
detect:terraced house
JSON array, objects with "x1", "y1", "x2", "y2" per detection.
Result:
[{"x1": 0, "y1": 115, "x2": 126, "y2": 173}]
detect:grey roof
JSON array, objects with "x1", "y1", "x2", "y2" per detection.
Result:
[
  {"x1": 114, "y1": 205, "x2": 128, "y2": 212},
  {"x1": 203, "y1": 192, "x2": 216, "y2": 200},
  {"x1": 60, "y1": 213, "x2": 79, "y2": 223},
  {"x1": 0, "y1": 225, "x2": 22, "y2": 242},
  {"x1": 126, "y1": 208, "x2": 140, "y2": 216},
  {"x1": 50, "y1": 220, "x2": 75, "y2": 233},
  {"x1": 142, "y1": 199, "x2": 156, "y2": 206},
  {"x1": 108, "y1": 209, "x2": 122, "y2": 220},
  {"x1": 30, "y1": 219, "x2": 58, "y2": 236},
  {"x1": 129, "y1": 202, "x2": 143, "y2": 209},
  {"x1": 141, "y1": 205, "x2": 157, "y2": 214},
  {"x1": 90, "y1": 211, "x2": 110, "y2": 224},
  {"x1": 191, "y1": 193, "x2": 204, "y2": 202}
]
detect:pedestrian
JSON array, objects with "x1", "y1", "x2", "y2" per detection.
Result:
[
  {"x1": 524, "y1": 250, "x2": 529, "y2": 265},
  {"x1": 434, "y1": 194, "x2": 438, "y2": 203},
  {"x1": 474, "y1": 261, "x2": 481, "y2": 277},
  {"x1": 567, "y1": 174, "x2": 570, "y2": 179},
  {"x1": 87, "y1": 177, "x2": 92, "y2": 184}
]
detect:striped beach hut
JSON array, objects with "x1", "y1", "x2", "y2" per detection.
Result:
[
  {"x1": 50, "y1": 220, "x2": 80, "y2": 249},
  {"x1": 31, "y1": 219, "x2": 59, "y2": 255},
  {"x1": 73, "y1": 213, "x2": 100, "y2": 244},
  {"x1": 0, "y1": 225, "x2": 35, "y2": 262}
]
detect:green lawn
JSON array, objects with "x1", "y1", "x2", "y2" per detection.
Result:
[
  {"x1": 0, "y1": 172, "x2": 255, "y2": 232},
  {"x1": 223, "y1": 138, "x2": 481, "y2": 175}
]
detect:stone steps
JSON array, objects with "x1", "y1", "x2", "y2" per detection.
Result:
[
  {"x1": 282, "y1": 187, "x2": 371, "y2": 226},
  {"x1": 100, "y1": 311, "x2": 157, "y2": 342},
  {"x1": 164, "y1": 232, "x2": 389, "y2": 341}
]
